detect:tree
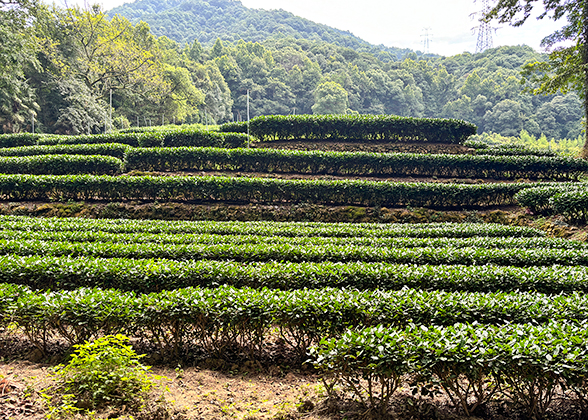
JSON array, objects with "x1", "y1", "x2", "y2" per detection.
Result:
[
  {"x1": 487, "y1": 0, "x2": 588, "y2": 157},
  {"x1": 311, "y1": 81, "x2": 349, "y2": 115},
  {"x1": 0, "y1": 0, "x2": 40, "y2": 132}
]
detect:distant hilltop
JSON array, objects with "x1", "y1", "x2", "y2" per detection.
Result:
[{"x1": 108, "y1": 0, "x2": 430, "y2": 60}]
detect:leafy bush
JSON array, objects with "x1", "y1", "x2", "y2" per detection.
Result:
[
  {"x1": 1, "y1": 237, "x2": 587, "y2": 266},
  {"x1": 0, "y1": 143, "x2": 129, "y2": 159},
  {"x1": 0, "y1": 133, "x2": 47, "y2": 148},
  {"x1": 219, "y1": 114, "x2": 477, "y2": 144},
  {"x1": 1, "y1": 256, "x2": 587, "y2": 293},
  {"x1": 463, "y1": 139, "x2": 489, "y2": 150},
  {"x1": 50, "y1": 335, "x2": 153, "y2": 412},
  {"x1": 26, "y1": 129, "x2": 247, "y2": 149},
  {"x1": 125, "y1": 146, "x2": 588, "y2": 180},
  {"x1": 515, "y1": 184, "x2": 586, "y2": 214},
  {"x1": 0, "y1": 174, "x2": 534, "y2": 208},
  {"x1": 550, "y1": 190, "x2": 588, "y2": 223},
  {"x1": 477, "y1": 144, "x2": 558, "y2": 157},
  {"x1": 0, "y1": 155, "x2": 123, "y2": 175},
  {"x1": 310, "y1": 322, "x2": 588, "y2": 418},
  {"x1": 6, "y1": 284, "x2": 588, "y2": 359},
  {"x1": 0, "y1": 215, "x2": 545, "y2": 238},
  {"x1": 2, "y1": 230, "x2": 577, "y2": 251}
]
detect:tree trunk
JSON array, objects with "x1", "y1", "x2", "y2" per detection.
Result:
[{"x1": 582, "y1": 0, "x2": 588, "y2": 158}]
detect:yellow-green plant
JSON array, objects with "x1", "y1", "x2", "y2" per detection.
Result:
[{"x1": 51, "y1": 334, "x2": 153, "y2": 412}]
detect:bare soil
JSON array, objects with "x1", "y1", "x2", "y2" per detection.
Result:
[{"x1": 2, "y1": 353, "x2": 586, "y2": 420}]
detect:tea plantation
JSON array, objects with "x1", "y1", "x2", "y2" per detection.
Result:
[{"x1": 0, "y1": 115, "x2": 587, "y2": 418}]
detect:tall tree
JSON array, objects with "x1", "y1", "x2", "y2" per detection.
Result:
[
  {"x1": 0, "y1": 0, "x2": 40, "y2": 132},
  {"x1": 487, "y1": 0, "x2": 588, "y2": 157},
  {"x1": 312, "y1": 81, "x2": 349, "y2": 115}
]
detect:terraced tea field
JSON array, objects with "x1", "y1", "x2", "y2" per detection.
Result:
[
  {"x1": 1, "y1": 116, "x2": 587, "y2": 419},
  {"x1": 0, "y1": 216, "x2": 586, "y2": 418}
]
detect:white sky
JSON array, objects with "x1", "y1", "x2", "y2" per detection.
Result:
[{"x1": 62, "y1": 0, "x2": 567, "y2": 57}]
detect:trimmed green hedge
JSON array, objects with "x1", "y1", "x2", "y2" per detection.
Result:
[
  {"x1": 124, "y1": 147, "x2": 588, "y2": 180},
  {"x1": 219, "y1": 114, "x2": 477, "y2": 144},
  {"x1": 0, "y1": 256, "x2": 586, "y2": 293},
  {"x1": 1, "y1": 239, "x2": 586, "y2": 267},
  {"x1": 515, "y1": 184, "x2": 586, "y2": 214},
  {"x1": 311, "y1": 322, "x2": 588, "y2": 418},
  {"x1": 37, "y1": 133, "x2": 144, "y2": 147},
  {"x1": 477, "y1": 144, "x2": 558, "y2": 157},
  {"x1": 8, "y1": 129, "x2": 248, "y2": 149},
  {"x1": 0, "y1": 155, "x2": 123, "y2": 175},
  {"x1": 0, "y1": 133, "x2": 48, "y2": 148},
  {"x1": 0, "y1": 216, "x2": 544, "y2": 238},
  {"x1": 0, "y1": 174, "x2": 532, "y2": 208},
  {"x1": 2, "y1": 284, "x2": 588, "y2": 357},
  {"x1": 0, "y1": 143, "x2": 129, "y2": 159},
  {"x1": 0, "y1": 230, "x2": 577, "y2": 250},
  {"x1": 550, "y1": 190, "x2": 588, "y2": 223}
]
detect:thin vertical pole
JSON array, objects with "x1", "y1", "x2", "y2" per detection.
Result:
[
  {"x1": 246, "y1": 89, "x2": 250, "y2": 147},
  {"x1": 31, "y1": 112, "x2": 34, "y2": 133},
  {"x1": 109, "y1": 89, "x2": 112, "y2": 133}
]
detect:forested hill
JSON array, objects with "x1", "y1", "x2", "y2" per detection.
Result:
[{"x1": 108, "y1": 0, "x2": 420, "y2": 61}]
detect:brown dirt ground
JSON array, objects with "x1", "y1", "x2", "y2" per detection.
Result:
[
  {"x1": 2, "y1": 356, "x2": 587, "y2": 420},
  {"x1": 0, "y1": 360, "x2": 330, "y2": 420}
]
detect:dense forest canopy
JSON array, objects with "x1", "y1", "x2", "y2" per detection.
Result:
[
  {"x1": 0, "y1": 0, "x2": 584, "y2": 146},
  {"x1": 109, "y1": 0, "x2": 418, "y2": 62}
]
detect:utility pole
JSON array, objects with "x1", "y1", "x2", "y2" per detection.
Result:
[
  {"x1": 471, "y1": 0, "x2": 499, "y2": 53},
  {"x1": 421, "y1": 27, "x2": 432, "y2": 55},
  {"x1": 109, "y1": 89, "x2": 112, "y2": 132}
]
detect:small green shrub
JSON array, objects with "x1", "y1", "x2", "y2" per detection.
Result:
[{"x1": 51, "y1": 334, "x2": 154, "y2": 412}]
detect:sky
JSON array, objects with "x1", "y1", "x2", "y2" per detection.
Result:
[{"x1": 62, "y1": 0, "x2": 567, "y2": 57}]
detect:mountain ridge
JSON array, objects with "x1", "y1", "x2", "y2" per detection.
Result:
[{"x1": 108, "y1": 0, "x2": 428, "y2": 60}]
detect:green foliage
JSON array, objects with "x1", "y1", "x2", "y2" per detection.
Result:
[
  {"x1": 109, "y1": 0, "x2": 413, "y2": 60},
  {"x1": 2, "y1": 237, "x2": 588, "y2": 267},
  {"x1": 0, "y1": 0, "x2": 40, "y2": 133},
  {"x1": 0, "y1": 133, "x2": 43, "y2": 148},
  {"x1": 0, "y1": 229, "x2": 579, "y2": 251},
  {"x1": 4, "y1": 0, "x2": 584, "y2": 142},
  {"x1": 515, "y1": 184, "x2": 587, "y2": 214},
  {"x1": 5, "y1": 285, "x2": 588, "y2": 356},
  {"x1": 311, "y1": 322, "x2": 588, "y2": 418},
  {"x1": 0, "y1": 154, "x2": 123, "y2": 175},
  {"x1": 0, "y1": 143, "x2": 129, "y2": 159},
  {"x1": 550, "y1": 190, "x2": 588, "y2": 223},
  {"x1": 51, "y1": 334, "x2": 153, "y2": 412},
  {"x1": 2, "y1": 255, "x2": 588, "y2": 294},
  {"x1": 0, "y1": 173, "x2": 533, "y2": 207},
  {"x1": 0, "y1": 129, "x2": 247, "y2": 149},
  {"x1": 477, "y1": 144, "x2": 558, "y2": 157},
  {"x1": 470, "y1": 130, "x2": 584, "y2": 156},
  {"x1": 311, "y1": 81, "x2": 349, "y2": 115},
  {"x1": 487, "y1": 0, "x2": 588, "y2": 157},
  {"x1": 125, "y1": 146, "x2": 588, "y2": 180},
  {"x1": 226, "y1": 114, "x2": 477, "y2": 143},
  {"x1": 0, "y1": 215, "x2": 543, "y2": 238}
]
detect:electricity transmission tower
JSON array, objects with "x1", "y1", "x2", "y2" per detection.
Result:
[
  {"x1": 471, "y1": 0, "x2": 498, "y2": 53},
  {"x1": 421, "y1": 27, "x2": 432, "y2": 54}
]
